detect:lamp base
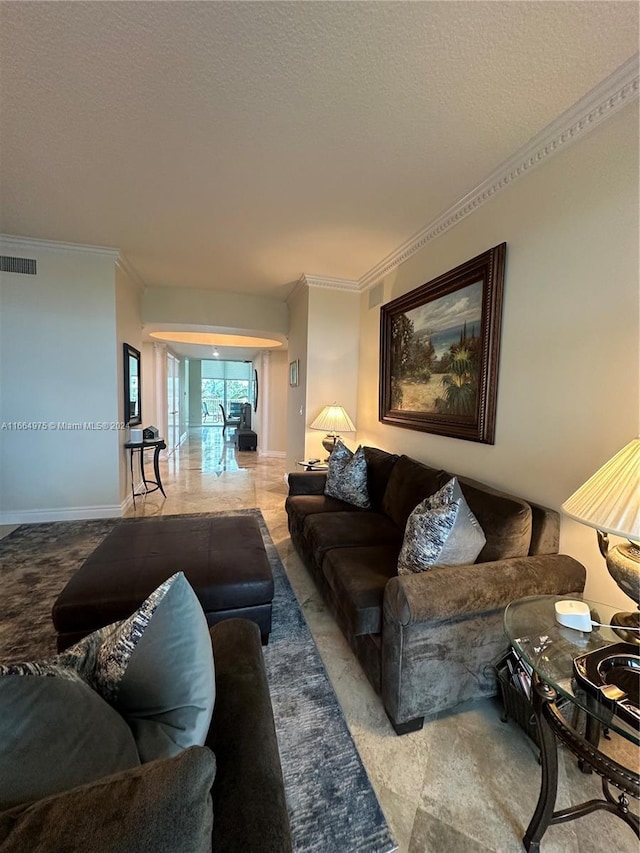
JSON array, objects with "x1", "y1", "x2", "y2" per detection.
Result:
[
  {"x1": 610, "y1": 610, "x2": 640, "y2": 645},
  {"x1": 321, "y1": 434, "x2": 339, "y2": 460}
]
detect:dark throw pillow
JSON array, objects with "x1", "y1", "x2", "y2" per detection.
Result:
[{"x1": 0, "y1": 674, "x2": 140, "y2": 809}]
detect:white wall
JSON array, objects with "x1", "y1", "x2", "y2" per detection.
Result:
[
  {"x1": 356, "y1": 104, "x2": 639, "y2": 607},
  {"x1": 143, "y1": 285, "x2": 288, "y2": 336},
  {"x1": 0, "y1": 238, "x2": 121, "y2": 521},
  {"x1": 115, "y1": 261, "x2": 143, "y2": 504},
  {"x1": 306, "y1": 287, "x2": 360, "y2": 461},
  {"x1": 141, "y1": 341, "x2": 159, "y2": 434},
  {"x1": 285, "y1": 286, "x2": 309, "y2": 470},
  {"x1": 260, "y1": 349, "x2": 287, "y2": 456}
]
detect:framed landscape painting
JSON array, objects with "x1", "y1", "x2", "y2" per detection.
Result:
[{"x1": 379, "y1": 243, "x2": 506, "y2": 444}]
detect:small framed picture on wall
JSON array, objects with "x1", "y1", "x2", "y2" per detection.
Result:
[{"x1": 289, "y1": 359, "x2": 299, "y2": 387}]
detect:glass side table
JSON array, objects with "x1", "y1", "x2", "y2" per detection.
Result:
[{"x1": 504, "y1": 595, "x2": 639, "y2": 852}]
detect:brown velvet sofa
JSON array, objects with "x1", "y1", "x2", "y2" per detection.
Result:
[
  {"x1": 286, "y1": 448, "x2": 586, "y2": 735},
  {"x1": 0, "y1": 619, "x2": 292, "y2": 853}
]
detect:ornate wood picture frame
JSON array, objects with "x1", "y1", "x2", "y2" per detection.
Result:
[{"x1": 379, "y1": 243, "x2": 506, "y2": 444}]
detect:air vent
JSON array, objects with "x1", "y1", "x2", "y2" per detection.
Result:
[
  {"x1": 0, "y1": 256, "x2": 37, "y2": 275},
  {"x1": 368, "y1": 282, "x2": 383, "y2": 309}
]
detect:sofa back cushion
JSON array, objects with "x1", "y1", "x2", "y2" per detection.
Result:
[
  {"x1": 381, "y1": 455, "x2": 450, "y2": 530},
  {"x1": 363, "y1": 447, "x2": 399, "y2": 511},
  {"x1": 456, "y1": 475, "x2": 533, "y2": 561}
]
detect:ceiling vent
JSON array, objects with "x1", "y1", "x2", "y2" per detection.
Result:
[
  {"x1": 368, "y1": 282, "x2": 383, "y2": 309},
  {"x1": 0, "y1": 256, "x2": 37, "y2": 275}
]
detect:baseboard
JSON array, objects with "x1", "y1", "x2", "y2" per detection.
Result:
[
  {"x1": 259, "y1": 450, "x2": 286, "y2": 458},
  {"x1": 0, "y1": 504, "x2": 123, "y2": 524}
]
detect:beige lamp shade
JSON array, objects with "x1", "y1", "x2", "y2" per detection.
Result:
[
  {"x1": 561, "y1": 438, "x2": 640, "y2": 541},
  {"x1": 309, "y1": 404, "x2": 356, "y2": 434}
]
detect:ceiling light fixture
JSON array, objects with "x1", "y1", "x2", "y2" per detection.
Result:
[{"x1": 149, "y1": 331, "x2": 282, "y2": 348}]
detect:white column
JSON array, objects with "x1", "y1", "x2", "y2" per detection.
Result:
[
  {"x1": 153, "y1": 343, "x2": 168, "y2": 455},
  {"x1": 260, "y1": 351, "x2": 271, "y2": 455}
]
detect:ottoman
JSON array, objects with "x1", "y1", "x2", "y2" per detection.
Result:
[
  {"x1": 52, "y1": 515, "x2": 274, "y2": 651},
  {"x1": 236, "y1": 429, "x2": 257, "y2": 451}
]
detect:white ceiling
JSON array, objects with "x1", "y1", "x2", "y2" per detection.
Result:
[{"x1": 1, "y1": 1, "x2": 638, "y2": 310}]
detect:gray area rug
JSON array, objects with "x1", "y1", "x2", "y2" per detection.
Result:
[{"x1": 0, "y1": 509, "x2": 396, "y2": 853}]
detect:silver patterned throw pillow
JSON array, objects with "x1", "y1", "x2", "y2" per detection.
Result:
[
  {"x1": 324, "y1": 440, "x2": 371, "y2": 509},
  {"x1": 398, "y1": 477, "x2": 486, "y2": 574}
]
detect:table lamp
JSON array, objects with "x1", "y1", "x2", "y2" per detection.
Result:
[
  {"x1": 561, "y1": 437, "x2": 640, "y2": 643},
  {"x1": 310, "y1": 403, "x2": 356, "y2": 459}
]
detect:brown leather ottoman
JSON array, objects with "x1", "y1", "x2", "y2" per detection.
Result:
[{"x1": 52, "y1": 515, "x2": 274, "y2": 651}]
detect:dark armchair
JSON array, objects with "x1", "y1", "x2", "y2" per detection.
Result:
[{"x1": 219, "y1": 404, "x2": 241, "y2": 435}]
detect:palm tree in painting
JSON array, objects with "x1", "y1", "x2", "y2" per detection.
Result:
[{"x1": 436, "y1": 346, "x2": 476, "y2": 416}]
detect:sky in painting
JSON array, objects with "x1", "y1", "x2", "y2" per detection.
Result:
[{"x1": 407, "y1": 280, "x2": 482, "y2": 334}]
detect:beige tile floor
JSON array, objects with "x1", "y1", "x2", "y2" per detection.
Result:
[{"x1": 12, "y1": 427, "x2": 638, "y2": 852}]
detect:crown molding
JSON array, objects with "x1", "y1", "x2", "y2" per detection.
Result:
[
  {"x1": 359, "y1": 53, "x2": 639, "y2": 292},
  {"x1": 0, "y1": 233, "x2": 119, "y2": 258},
  {"x1": 116, "y1": 254, "x2": 147, "y2": 293},
  {"x1": 302, "y1": 274, "x2": 360, "y2": 292},
  {"x1": 286, "y1": 273, "x2": 360, "y2": 305}
]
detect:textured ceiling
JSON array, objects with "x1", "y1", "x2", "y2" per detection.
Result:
[{"x1": 1, "y1": 1, "x2": 638, "y2": 301}]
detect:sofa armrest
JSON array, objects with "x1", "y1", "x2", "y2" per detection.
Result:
[
  {"x1": 384, "y1": 554, "x2": 586, "y2": 626},
  {"x1": 287, "y1": 471, "x2": 327, "y2": 496},
  {"x1": 207, "y1": 619, "x2": 291, "y2": 853},
  {"x1": 380, "y1": 554, "x2": 586, "y2": 727}
]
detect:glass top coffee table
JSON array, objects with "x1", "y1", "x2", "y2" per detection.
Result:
[{"x1": 504, "y1": 594, "x2": 639, "y2": 852}]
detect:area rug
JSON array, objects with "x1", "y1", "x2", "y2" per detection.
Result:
[{"x1": 0, "y1": 509, "x2": 396, "y2": 853}]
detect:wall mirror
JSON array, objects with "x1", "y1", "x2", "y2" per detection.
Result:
[{"x1": 124, "y1": 343, "x2": 142, "y2": 426}]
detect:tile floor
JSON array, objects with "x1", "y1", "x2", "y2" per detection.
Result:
[{"x1": 12, "y1": 427, "x2": 638, "y2": 852}]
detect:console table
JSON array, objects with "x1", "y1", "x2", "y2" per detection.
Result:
[
  {"x1": 504, "y1": 595, "x2": 639, "y2": 852},
  {"x1": 124, "y1": 438, "x2": 167, "y2": 506}
]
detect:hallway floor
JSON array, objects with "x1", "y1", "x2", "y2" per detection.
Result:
[{"x1": 117, "y1": 428, "x2": 639, "y2": 852}]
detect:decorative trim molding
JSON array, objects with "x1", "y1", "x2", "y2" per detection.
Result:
[
  {"x1": 359, "y1": 53, "x2": 639, "y2": 292},
  {"x1": 287, "y1": 273, "x2": 360, "y2": 303},
  {"x1": 303, "y1": 274, "x2": 360, "y2": 292},
  {"x1": 0, "y1": 504, "x2": 123, "y2": 525},
  {"x1": 0, "y1": 234, "x2": 119, "y2": 259},
  {"x1": 116, "y1": 254, "x2": 147, "y2": 292}
]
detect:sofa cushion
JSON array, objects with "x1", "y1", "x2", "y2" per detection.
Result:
[
  {"x1": 381, "y1": 455, "x2": 450, "y2": 529},
  {"x1": 325, "y1": 441, "x2": 371, "y2": 508},
  {"x1": 363, "y1": 447, "x2": 399, "y2": 511},
  {"x1": 398, "y1": 477, "x2": 486, "y2": 574},
  {"x1": 0, "y1": 674, "x2": 140, "y2": 809},
  {"x1": 323, "y1": 546, "x2": 400, "y2": 636},
  {"x1": 303, "y1": 511, "x2": 403, "y2": 573},
  {"x1": 456, "y1": 476, "x2": 533, "y2": 560},
  {"x1": 0, "y1": 746, "x2": 215, "y2": 853},
  {"x1": 286, "y1": 493, "x2": 368, "y2": 542}
]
